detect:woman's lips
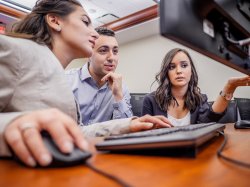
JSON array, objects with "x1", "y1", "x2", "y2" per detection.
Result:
[{"x1": 175, "y1": 77, "x2": 184, "y2": 81}]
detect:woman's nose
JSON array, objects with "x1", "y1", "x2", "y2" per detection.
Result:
[{"x1": 176, "y1": 66, "x2": 182, "y2": 73}]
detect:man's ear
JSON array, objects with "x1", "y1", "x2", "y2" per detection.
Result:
[{"x1": 45, "y1": 14, "x2": 62, "y2": 32}]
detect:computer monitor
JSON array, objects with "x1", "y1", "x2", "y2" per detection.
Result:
[{"x1": 159, "y1": 0, "x2": 250, "y2": 75}]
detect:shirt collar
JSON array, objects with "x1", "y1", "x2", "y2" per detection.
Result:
[
  {"x1": 80, "y1": 63, "x2": 108, "y2": 89},
  {"x1": 80, "y1": 63, "x2": 92, "y2": 82}
]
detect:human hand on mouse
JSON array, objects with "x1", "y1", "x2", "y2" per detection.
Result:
[
  {"x1": 4, "y1": 108, "x2": 88, "y2": 167},
  {"x1": 129, "y1": 115, "x2": 173, "y2": 132}
]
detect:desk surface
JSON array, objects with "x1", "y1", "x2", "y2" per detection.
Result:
[{"x1": 0, "y1": 124, "x2": 249, "y2": 187}]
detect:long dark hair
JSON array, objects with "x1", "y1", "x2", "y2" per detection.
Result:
[
  {"x1": 10, "y1": 0, "x2": 82, "y2": 48},
  {"x1": 154, "y1": 48, "x2": 203, "y2": 112}
]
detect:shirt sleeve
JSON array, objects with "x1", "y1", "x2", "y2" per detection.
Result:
[
  {"x1": 197, "y1": 94, "x2": 226, "y2": 123},
  {"x1": 0, "y1": 36, "x2": 23, "y2": 157},
  {"x1": 112, "y1": 85, "x2": 133, "y2": 119},
  {"x1": 80, "y1": 117, "x2": 135, "y2": 137}
]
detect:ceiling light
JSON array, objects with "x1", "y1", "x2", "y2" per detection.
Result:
[{"x1": 96, "y1": 13, "x2": 119, "y2": 24}]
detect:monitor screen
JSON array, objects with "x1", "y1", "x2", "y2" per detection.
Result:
[{"x1": 160, "y1": 0, "x2": 250, "y2": 75}]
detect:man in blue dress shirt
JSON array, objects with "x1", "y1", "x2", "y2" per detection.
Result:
[{"x1": 65, "y1": 27, "x2": 133, "y2": 125}]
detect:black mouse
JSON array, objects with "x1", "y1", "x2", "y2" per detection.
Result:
[
  {"x1": 234, "y1": 120, "x2": 250, "y2": 129},
  {"x1": 11, "y1": 131, "x2": 92, "y2": 167},
  {"x1": 41, "y1": 131, "x2": 92, "y2": 167}
]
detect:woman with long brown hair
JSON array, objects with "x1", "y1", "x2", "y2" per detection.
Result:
[{"x1": 142, "y1": 48, "x2": 250, "y2": 126}]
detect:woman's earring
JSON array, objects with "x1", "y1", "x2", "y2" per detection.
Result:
[{"x1": 56, "y1": 27, "x2": 61, "y2": 32}]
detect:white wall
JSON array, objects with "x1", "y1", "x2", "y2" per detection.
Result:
[{"x1": 66, "y1": 58, "x2": 87, "y2": 69}]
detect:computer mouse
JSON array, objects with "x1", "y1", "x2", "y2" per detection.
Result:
[
  {"x1": 12, "y1": 131, "x2": 92, "y2": 167},
  {"x1": 234, "y1": 120, "x2": 250, "y2": 129},
  {"x1": 41, "y1": 131, "x2": 92, "y2": 167}
]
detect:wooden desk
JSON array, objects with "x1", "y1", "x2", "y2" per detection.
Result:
[{"x1": 0, "y1": 124, "x2": 249, "y2": 187}]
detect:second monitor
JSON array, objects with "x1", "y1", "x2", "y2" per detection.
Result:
[{"x1": 160, "y1": 0, "x2": 250, "y2": 75}]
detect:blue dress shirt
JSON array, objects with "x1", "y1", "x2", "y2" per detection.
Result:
[{"x1": 65, "y1": 64, "x2": 133, "y2": 125}]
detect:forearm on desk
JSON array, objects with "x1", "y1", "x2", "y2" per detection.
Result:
[{"x1": 80, "y1": 117, "x2": 134, "y2": 137}]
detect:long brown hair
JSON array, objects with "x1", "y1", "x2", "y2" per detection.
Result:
[
  {"x1": 154, "y1": 48, "x2": 203, "y2": 112},
  {"x1": 10, "y1": 0, "x2": 82, "y2": 48}
]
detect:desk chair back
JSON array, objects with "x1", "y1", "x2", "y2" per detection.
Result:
[
  {"x1": 130, "y1": 93, "x2": 147, "y2": 117},
  {"x1": 208, "y1": 100, "x2": 238, "y2": 123}
]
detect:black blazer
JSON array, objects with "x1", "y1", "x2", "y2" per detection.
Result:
[{"x1": 142, "y1": 92, "x2": 225, "y2": 124}]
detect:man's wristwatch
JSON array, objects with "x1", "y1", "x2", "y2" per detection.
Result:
[{"x1": 220, "y1": 91, "x2": 233, "y2": 101}]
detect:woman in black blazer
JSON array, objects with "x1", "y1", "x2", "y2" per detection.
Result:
[{"x1": 142, "y1": 48, "x2": 250, "y2": 126}]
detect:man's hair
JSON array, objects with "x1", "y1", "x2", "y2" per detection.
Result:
[{"x1": 95, "y1": 27, "x2": 115, "y2": 37}]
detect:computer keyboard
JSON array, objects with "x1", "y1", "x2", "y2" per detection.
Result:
[
  {"x1": 105, "y1": 122, "x2": 218, "y2": 141},
  {"x1": 96, "y1": 122, "x2": 226, "y2": 154}
]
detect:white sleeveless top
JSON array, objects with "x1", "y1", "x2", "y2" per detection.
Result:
[{"x1": 168, "y1": 112, "x2": 191, "y2": 127}]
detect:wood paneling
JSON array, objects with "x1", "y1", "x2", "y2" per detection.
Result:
[
  {"x1": 103, "y1": 5, "x2": 158, "y2": 31},
  {"x1": 0, "y1": 4, "x2": 158, "y2": 31},
  {"x1": 0, "y1": 4, "x2": 26, "y2": 18}
]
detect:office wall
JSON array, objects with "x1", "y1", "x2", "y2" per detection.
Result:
[{"x1": 67, "y1": 34, "x2": 250, "y2": 102}]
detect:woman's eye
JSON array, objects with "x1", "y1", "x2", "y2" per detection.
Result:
[
  {"x1": 82, "y1": 20, "x2": 89, "y2": 26},
  {"x1": 181, "y1": 64, "x2": 188, "y2": 68},
  {"x1": 168, "y1": 65, "x2": 175, "y2": 70}
]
